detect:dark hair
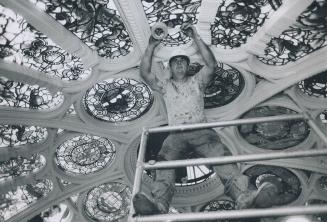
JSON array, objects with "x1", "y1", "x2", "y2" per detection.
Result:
[{"x1": 168, "y1": 55, "x2": 190, "y2": 67}]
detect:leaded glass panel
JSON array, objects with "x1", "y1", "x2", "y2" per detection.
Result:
[
  {"x1": 298, "y1": 70, "x2": 327, "y2": 98},
  {"x1": 0, "y1": 76, "x2": 63, "y2": 109},
  {"x1": 0, "y1": 5, "x2": 91, "y2": 81},
  {"x1": 0, "y1": 179, "x2": 53, "y2": 221},
  {"x1": 258, "y1": 0, "x2": 327, "y2": 65},
  {"x1": 55, "y1": 135, "x2": 116, "y2": 175},
  {"x1": 201, "y1": 199, "x2": 235, "y2": 214},
  {"x1": 211, "y1": 0, "x2": 282, "y2": 49},
  {"x1": 244, "y1": 165, "x2": 301, "y2": 206},
  {"x1": 319, "y1": 176, "x2": 327, "y2": 191},
  {"x1": 30, "y1": 0, "x2": 133, "y2": 58},
  {"x1": 238, "y1": 106, "x2": 310, "y2": 149},
  {"x1": 84, "y1": 78, "x2": 153, "y2": 122},
  {"x1": 84, "y1": 182, "x2": 131, "y2": 221},
  {"x1": 204, "y1": 63, "x2": 245, "y2": 108},
  {"x1": 320, "y1": 111, "x2": 327, "y2": 124},
  {"x1": 141, "y1": 0, "x2": 202, "y2": 46},
  {"x1": 0, "y1": 154, "x2": 46, "y2": 182},
  {"x1": 0, "y1": 124, "x2": 48, "y2": 147}
]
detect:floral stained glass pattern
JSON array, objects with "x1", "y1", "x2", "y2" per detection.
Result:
[
  {"x1": 298, "y1": 70, "x2": 327, "y2": 98},
  {"x1": 0, "y1": 179, "x2": 53, "y2": 221},
  {"x1": 211, "y1": 0, "x2": 282, "y2": 49},
  {"x1": 55, "y1": 135, "x2": 116, "y2": 175},
  {"x1": 258, "y1": 0, "x2": 327, "y2": 65},
  {"x1": 31, "y1": 0, "x2": 133, "y2": 58},
  {"x1": 84, "y1": 182, "x2": 131, "y2": 221},
  {"x1": 238, "y1": 106, "x2": 310, "y2": 149},
  {"x1": 0, "y1": 76, "x2": 63, "y2": 109},
  {"x1": 141, "y1": 0, "x2": 202, "y2": 46},
  {"x1": 0, "y1": 124, "x2": 48, "y2": 148},
  {"x1": 204, "y1": 63, "x2": 245, "y2": 108},
  {"x1": 84, "y1": 78, "x2": 153, "y2": 122},
  {"x1": 0, "y1": 5, "x2": 90, "y2": 81},
  {"x1": 0, "y1": 154, "x2": 46, "y2": 182}
]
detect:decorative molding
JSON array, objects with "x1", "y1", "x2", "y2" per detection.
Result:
[{"x1": 245, "y1": 0, "x2": 314, "y2": 56}]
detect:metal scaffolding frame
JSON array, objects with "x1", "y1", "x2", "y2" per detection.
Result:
[{"x1": 128, "y1": 113, "x2": 327, "y2": 222}]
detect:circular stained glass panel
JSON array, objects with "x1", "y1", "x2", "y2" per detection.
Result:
[
  {"x1": 55, "y1": 135, "x2": 116, "y2": 175},
  {"x1": 84, "y1": 182, "x2": 131, "y2": 221},
  {"x1": 238, "y1": 106, "x2": 310, "y2": 149},
  {"x1": 204, "y1": 64, "x2": 245, "y2": 108},
  {"x1": 84, "y1": 78, "x2": 153, "y2": 122},
  {"x1": 298, "y1": 70, "x2": 327, "y2": 98},
  {"x1": 244, "y1": 165, "x2": 302, "y2": 206}
]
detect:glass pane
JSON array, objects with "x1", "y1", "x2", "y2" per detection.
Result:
[
  {"x1": 204, "y1": 63, "x2": 245, "y2": 108},
  {"x1": 211, "y1": 0, "x2": 283, "y2": 49},
  {"x1": 0, "y1": 124, "x2": 48, "y2": 148},
  {"x1": 258, "y1": 0, "x2": 327, "y2": 65},
  {"x1": 0, "y1": 76, "x2": 64, "y2": 109},
  {"x1": 0, "y1": 179, "x2": 53, "y2": 221},
  {"x1": 244, "y1": 165, "x2": 302, "y2": 206},
  {"x1": 0, "y1": 5, "x2": 91, "y2": 81},
  {"x1": 30, "y1": 0, "x2": 133, "y2": 58},
  {"x1": 298, "y1": 70, "x2": 327, "y2": 98},
  {"x1": 84, "y1": 78, "x2": 153, "y2": 122},
  {"x1": 55, "y1": 135, "x2": 116, "y2": 175},
  {"x1": 238, "y1": 106, "x2": 310, "y2": 150},
  {"x1": 0, "y1": 154, "x2": 46, "y2": 182},
  {"x1": 84, "y1": 182, "x2": 131, "y2": 221}
]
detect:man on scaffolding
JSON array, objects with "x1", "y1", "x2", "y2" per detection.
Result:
[{"x1": 133, "y1": 24, "x2": 278, "y2": 215}]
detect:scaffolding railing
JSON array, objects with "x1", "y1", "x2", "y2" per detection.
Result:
[{"x1": 128, "y1": 113, "x2": 327, "y2": 222}]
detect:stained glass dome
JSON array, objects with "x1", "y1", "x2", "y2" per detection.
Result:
[{"x1": 0, "y1": 0, "x2": 326, "y2": 221}]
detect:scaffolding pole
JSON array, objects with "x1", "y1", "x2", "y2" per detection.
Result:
[
  {"x1": 143, "y1": 148, "x2": 327, "y2": 169},
  {"x1": 304, "y1": 112, "x2": 327, "y2": 145},
  {"x1": 128, "y1": 113, "x2": 327, "y2": 221},
  {"x1": 133, "y1": 205, "x2": 327, "y2": 222},
  {"x1": 147, "y1": 114, "x2": 304, "y2": 133},
  {"x1": 129, "y1": 129, "x2": 149, "y2": 218}
]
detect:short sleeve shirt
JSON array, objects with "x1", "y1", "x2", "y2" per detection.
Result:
[{"x1": 158, "y1": 70, "x2": 208, "y2": 126}]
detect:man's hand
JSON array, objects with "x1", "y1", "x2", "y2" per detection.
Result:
[
  {"x1": 181, "y1": 23, "x2": 198, "y2": 39},
  {"x1": 149, "y1": 36, "x2": 161, "y2": 47}
]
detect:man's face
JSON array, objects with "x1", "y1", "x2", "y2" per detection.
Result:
[{"x1": 170, "y1": 56, "x2": 189, "y2": 79}]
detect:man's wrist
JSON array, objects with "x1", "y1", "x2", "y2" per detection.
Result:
[{"x1": 192, "y1": 34, "x2": 201, "y2": 41}]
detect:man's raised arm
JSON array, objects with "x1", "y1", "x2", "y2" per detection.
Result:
[
  {"x1": 182, "y1": 24, "x2": 217, "y2": 85},
  {"x1": 140, "y1": 36, "x2": 162, "y2": 91}
]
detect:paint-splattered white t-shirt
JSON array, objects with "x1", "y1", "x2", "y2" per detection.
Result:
[{"x1": 158, "y1": 72, "x2": 207, "y2": 126}]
